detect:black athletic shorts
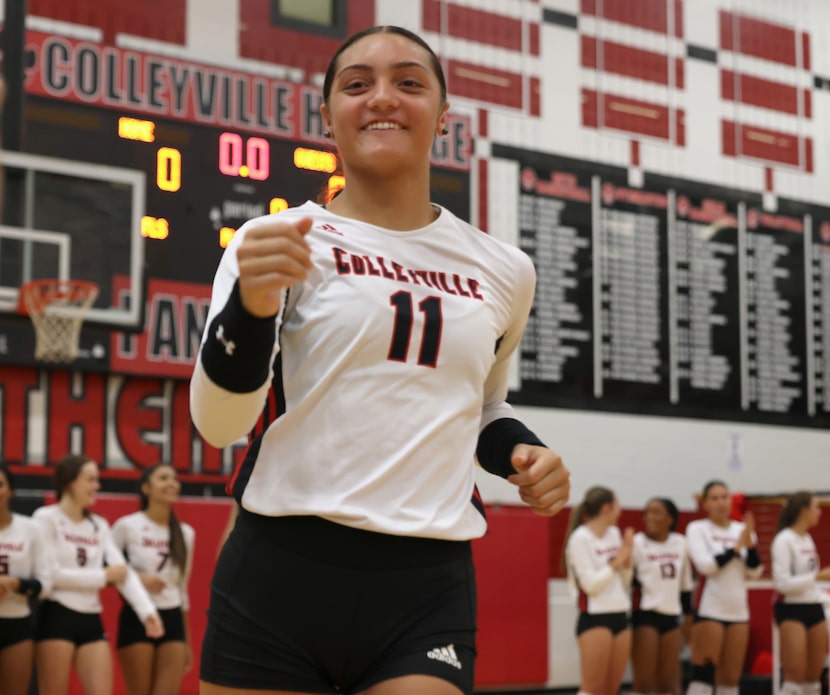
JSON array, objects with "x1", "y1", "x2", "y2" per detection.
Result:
[
  {"x1": 774, "y1": 603, "x2": 826, "y2": 628},
  {"x1": 200, "y1": 511, "x2": 477, "y2": 694},
  {"x1": 576, "y1": 611, "x2": 630, "y2": 636},
  {"x1": 632, "y1": 609, "x2": 681, "y2": 634},
  {"x1": 0, "y1": 615, "x2": 35, "y2": 648},
  {"x1": 36, "y1": 600, "x2": 106, "y2": 645},
  {"x1": 117, "y1": 603, "x2": 186, "y2": 648},
  {"x1": 693, "y1": 614, "x2": 747, "y2": 627}
]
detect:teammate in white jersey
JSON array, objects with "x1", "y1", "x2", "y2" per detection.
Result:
[
  {"x1": 33, "y1": 454, "x2": 163, "y2": 695},
  {"x1": 0, "y1": 464, "x2": 51, "y2": 695},
  {"x1": 771, "y1": 492, "x2": 830, "y2": 695},
  {"x1": 630, "y1": 498, "x2": 694, "y2": 695},
  {"x1": 191, "y1": 25, "x2": 570, "y2": 695},
  {"x1": 113, "y1": 463, "x2": 196, "y2": 695},
  {"x1": 685, "y1": 481, "x2": 762, "y2": 695},
  {"x1": 565, "y1": 486, "x2": 633, "y2": 695}
]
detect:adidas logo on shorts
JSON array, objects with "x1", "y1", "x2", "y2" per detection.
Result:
[{"x1": 426, "y1": 643, "x2": 462, "y2": 670}]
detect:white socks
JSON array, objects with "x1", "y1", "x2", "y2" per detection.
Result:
[
  {"x1": 799, "y1": 682, "x2": 821, "y2": 695},
  {"x1": 686, "y1": 682, "x2": 714, "y2": 695}
]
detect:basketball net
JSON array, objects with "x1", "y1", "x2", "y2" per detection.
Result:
[{"x1": 19, "y1": 279, "x2": 99, "y2": 363}]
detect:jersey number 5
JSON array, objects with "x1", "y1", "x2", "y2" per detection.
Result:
[{"x1": 388, "y1": 291, "x2": 442, "y2": 367}]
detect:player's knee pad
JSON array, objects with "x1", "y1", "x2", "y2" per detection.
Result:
[{"x1": 690, "y1": 662, "x2": 716, "y2": 686}]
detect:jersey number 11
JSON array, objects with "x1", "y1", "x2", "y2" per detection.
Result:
[{"x1": 387, "y1": 291, "x2": 443, "y2": 368}]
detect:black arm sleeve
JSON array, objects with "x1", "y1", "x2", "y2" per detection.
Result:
[
  {"x1": 200, "y1": 281, "x2": 279, "y2": 392},
  {"x1": 745, "y1": 547, "x2": 761, "y2": 569},
  {"x1": 714, "y1": 548, "x2": 737, "y2": 567},
  {"x1": 15, "y1": 578, "x2": 42, "y2": 598},
  {"x1": 681, "y1": 591, "x2": 693, "y2": 615},
  {"x1": 476, "y1": 418, "x2": 546, "y2": 479}
]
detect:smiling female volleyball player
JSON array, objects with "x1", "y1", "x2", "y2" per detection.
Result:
[
  {"x1": 685, "y1": 481, "x2": 762, "y2": 695},
  {"x1": 630, "y1": 498, "x2": 694, "y2": 695},
  {"x1": 113, "y1": 463, "x2": 196, "y2": 695},
  {"x1": 33, "y1": 454, "x2": 163, "y2": 695},
  {"x1": 191, "y1": 24, "x2": 570, "y2": 695},
  {"x1": 565, "y1": 486, "x2": 634, "y2": 695},
  {"x1": 771, "y1": 492, "x2": 830, "y2": 695}
]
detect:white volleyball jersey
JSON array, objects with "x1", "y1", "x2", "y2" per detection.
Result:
[
  {"x1": 771, "y1": 528, "x2": 822, "y2": 604},
  {"x1": 191, "y1": 202, "x2": 536, "y2": 540},
  {"x1": 566, "y1": 525, "x2": 632, "y2": 614},
  {"x1": 0, "y1": 513, "x2": 51, "y2": 618},
  {"x1": 632, "y1": 531, "x2": 693, "y2": 616},
  {"x1": 112, "y1": 512, "x2": 195, "y2": 610},
  {"x1": 686, "y1": 518, "x2": 762, "y2": 622},
  {"x1": 33, "y1": 505, "x2": 157, "y2": 620}
]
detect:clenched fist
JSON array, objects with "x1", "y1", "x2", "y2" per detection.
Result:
[{"x1": 237, "y1": 216, "x2": 314, "y2": 318}]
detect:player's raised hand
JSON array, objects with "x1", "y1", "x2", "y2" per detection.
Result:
[
  {"x1": 507, "y1": 444, "x2": 570, "y2": 516},
  {"x1": 620, "y1": 527, "x2": 635, "y2": 567},
  {"x1": 237, "y1": 216, "x2": 314, "y2": 318},
  {"x1": 737, "y1": 510, "x2": 755, "y2": 549}
]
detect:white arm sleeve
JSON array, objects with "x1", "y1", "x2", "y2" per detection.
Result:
[
  {"x1": 32, "y1": 526, "x2": 53, "y2": 598},
  {"x1": 771, "y1": 534, "x2": 814, "y2": 595},
  {"x1": 567, "y1": 532, "x2": 615, "y2": 596},
  {"x1": 686, "y1": 523, "x2": 720, "y2": 577},
  {"x1": 681, "y1": 548, "x2": 695, "y2": 593},
  {"x1": 103, "y1": 529, "x2": 157, "y2": 622},
  {"x1": 190, "y1": 218, "x2": 285, "y2": 448},
  {"x1": 479, "y1": 252, "x2": 536, "y2": 431},
  {"x1": 180, "y1": 526, "x2": 195, "y2": 612},
  {"x1": 111, "y1": 518, "x2": 127, "y2": 551}
]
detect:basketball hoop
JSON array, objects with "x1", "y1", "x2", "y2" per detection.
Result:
[{"x1": 18, "y1": 279, "x2": 99, "y2": 363}]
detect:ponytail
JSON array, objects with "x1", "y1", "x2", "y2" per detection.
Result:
[
  {"x1": 565, "y1": 502, "x2": 585, "y2": 541},
  {"x1": 777, "y1": 491, "x2": 814, "y2": 533},
  {"x1": 168, "y1": 510, "x2": 187, "y2": 573}
]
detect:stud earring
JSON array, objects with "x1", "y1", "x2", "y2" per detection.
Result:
[
  {"x1": 323, "y1": 131, "x2": 331, "y2": 138},
  {"x1": 441, "y1": 127, "x2": 449, "y2": 135}
]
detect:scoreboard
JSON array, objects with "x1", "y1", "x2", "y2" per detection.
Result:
[
  {"x1": 17, "y1": 29, "x2": 472, "y2": 287},
  {"x1": 21, "y1": 98, "x2": 470, "y2": 287}
]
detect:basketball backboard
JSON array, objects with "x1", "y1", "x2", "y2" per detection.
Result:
[{"x1": 0, "y1": 149, "x2": 145, "y2": 329}]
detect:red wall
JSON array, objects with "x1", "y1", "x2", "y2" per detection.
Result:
[
  {"x1": 28, "y1": 0, "x2": 186, "y2": 45},
  {"x1": 474, "y1": 506, "x2": 550, "y2": 686}
]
